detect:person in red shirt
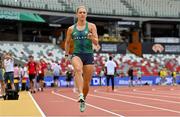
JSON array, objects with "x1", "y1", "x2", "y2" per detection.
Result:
[
  {"x1": 37, "y1": 59, "x2": 47, "y2": 91},
  {"x1": 27, "y1": 55, "x2": 37, "y2": 93}
]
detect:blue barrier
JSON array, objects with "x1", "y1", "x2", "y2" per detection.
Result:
[
  {"x1": 44, "y1": 76, "x2": 75, "y2": 87},
  {"x1": 42, "y1": 75, "x2": 180, "y2": 87},
  {"x1": 91, "y1": 76, "x2": 156, "y2": 86}
]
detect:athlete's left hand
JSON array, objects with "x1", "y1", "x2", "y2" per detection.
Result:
[{"x1": 87, "y1": 32, "x2": 94, "y2": 40}]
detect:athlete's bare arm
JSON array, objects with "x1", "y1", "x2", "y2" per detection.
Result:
[
  {"x1": 65, "y1": 26, "x2": 73, "y2": 55},
  {"x1": 88, "y1": 23, "x2": 99, "y2": 46}
]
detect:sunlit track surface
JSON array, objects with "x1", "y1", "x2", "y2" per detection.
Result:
[{"x1": 32, "y1": 86, "x2": 180, "y2": 117}]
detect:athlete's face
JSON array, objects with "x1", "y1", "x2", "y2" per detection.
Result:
[{"x1": 76, "y1": 7, "x2": 87, "y2": 21}]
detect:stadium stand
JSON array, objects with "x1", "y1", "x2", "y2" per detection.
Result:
[
  {"x1": 1, "y1": 41, "x2": 179, "y2": 76},
  {"x1": 1, "y1": 0, "x2": 180, "y2": 18},
  {"x1": 124, "y1": 0, "x2": 180, "y2": 17},
  {"x1": 0, "y1": 41, "x2": 63, "y2": 63},
  {"x1": 70, "y1": 0, "x2": 132, "y2": 15},
  {"x1": 7, "y1": 41, "x2": 180, "y2": 76},
  {"x1": 94, "y1": 53, "x2": 180, "y2": 76}
]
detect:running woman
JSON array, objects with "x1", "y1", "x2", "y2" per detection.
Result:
[{"x1": 65, "y1": 5, "x2": 99, "y2": 112}]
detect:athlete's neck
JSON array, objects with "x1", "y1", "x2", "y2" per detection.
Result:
[{"x1": 77, "y1": 20, "x2": 86, "y2": 26}]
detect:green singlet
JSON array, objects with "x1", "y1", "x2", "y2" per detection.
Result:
[{"x1": 71, "y1": 22, "x2": 93, "y2": 54}]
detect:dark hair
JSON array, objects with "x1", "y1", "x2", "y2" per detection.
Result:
[
  {"x1": 109, "y1": 56, "x2": 112, "y2": 60},
  {"x1": 29, "y1": 55, "x2": 34, "y2": 58}
]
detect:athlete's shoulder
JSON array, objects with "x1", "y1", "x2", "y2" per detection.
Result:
[
  {"x1": 88, "y1": 22, "x2": 97, "y2": 32},
  {"x1": 67, "y1": 25, "x2": 76, "y2": 35},
  {"x1": 68, "y1": 25, "x2": 75, "y2": 31},
  {"x1": 88, "y1": 22, "x2": 96, "y2": 27}
]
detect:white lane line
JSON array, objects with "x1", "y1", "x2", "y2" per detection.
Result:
[
  {"x1": 116, "y1": 90, "x2": 180, "y2": 99},
  {"x1": 134, "y1": 90, "x2": 180, "y2": 97},
  {"x1": 113, "y1": 90, "x2": 180, "y2": 104},
  {"x1": 152, "y1": 89, "x2": 180, "y2": 94},
  {"x1": 52, "y1": 91, "x2": 125, "y2": 117},
  {"x1": 170, "y1": 88, "x2": 174, "y2": 91},
  {"x1": 93, "y1": 90, "x2": 180, "y2": 114},
  {"x1": 152, "y1": 88, "x2": 156, "y2": 91},
  {"x1": 28, "y1": 92, "x2": 46, "y2": 117},
  {"x1": 115, "y1": 90, "x2": 180, "y2": 99},
  {"x1": 133, "y1": 89, "x2": 136, "y2": 91}
]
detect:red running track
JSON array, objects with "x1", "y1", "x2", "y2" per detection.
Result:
[{"x1": 32, "y1": 86, "x2": 180, "y2": 117}]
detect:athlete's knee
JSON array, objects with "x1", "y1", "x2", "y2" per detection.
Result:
[{"x1": 75, "y1": 67, "x2": 83, "y2": 74}]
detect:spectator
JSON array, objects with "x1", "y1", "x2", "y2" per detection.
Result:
[
  {"x1": 128, "y1": 67, "x2": 134, "y2": 87},
  {"x1": 171, "y1": 70, "x2": 177, "y2": 86},
  {"x1": 27, "y1": 55, "x2": 37, "y2": 93},
  {"x1": 14, "y1": 64, "x2": 20, "y2": 91},
  {"x1": 3, "y1": 52, "x2": 15, "y2": 90},
  {"x1": 52, "y1": 62, "x2": 61, "y2": 88},
  {"x1": 99, "y1": 68, "x2": 105, "y2": 86},
  {"x1": 136, "y1": 68, "x2": 143, "y2": 86},
  {"x1": 105, "y1": 56, "x2": 117, "y2": 91},
  {"x1": 66, "y1": 67, "x2": 73, "y2": 87},
  {"x1": 36, "y1": 59, "x2": 47, "y2": 92}
]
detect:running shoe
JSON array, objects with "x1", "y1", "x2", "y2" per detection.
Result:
[
  {"x1": 78, "y1": 93, "x2": 86, "y2": 112},
  {"x1": 80, "y1": 101, "x2": 86, "y2": 112}
]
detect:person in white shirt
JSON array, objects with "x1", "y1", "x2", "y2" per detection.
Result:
[
  {"x1": 105, "y1": 56, "x2": 117, "y2": 91},
  {"x1": 52, "y1": 62, "x2": 61, "y2": 88},
  {"x1": 136, "y1": 68, "x2": 143, "y2": 86},
  {"x1": 3, "y1": 52, "x2": 15, "y2": 90},
  {"x1": 22, "y1": 65, "x2": 29, "y2": 91}
]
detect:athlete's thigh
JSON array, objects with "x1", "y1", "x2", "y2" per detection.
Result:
[
  {"x1": 71, "y1": 56, "x2": 83, "y2": 72},
  {"x1": 83, "y1": 65, "x2": 94, "y2": 83}
]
